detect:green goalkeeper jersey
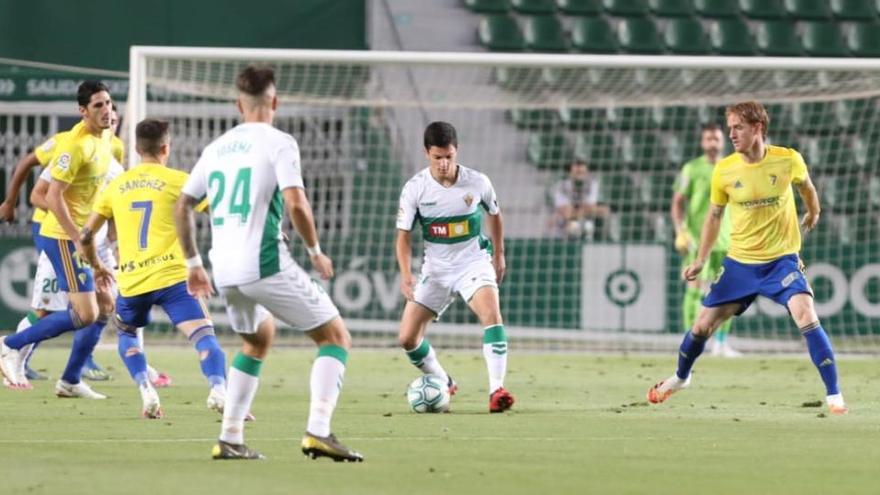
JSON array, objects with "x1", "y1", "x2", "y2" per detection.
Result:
[{"x1": 673, "y1": 155, "x2": 731, "y2": 253}]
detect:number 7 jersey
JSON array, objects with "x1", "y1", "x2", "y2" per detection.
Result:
[{"x1": 182, "y1": 122, "x2": 303, "y2": 288}]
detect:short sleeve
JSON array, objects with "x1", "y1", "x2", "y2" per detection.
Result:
[
  {"x1": 34, "y1": 135, "x2": 60, "y2": 165},
  {"x1": 39, "y1": 166, "x2": 52, "y2": 182},
  {"x1": 111, "y1": 136, "x2": 125, "y2": 164},
  {"x1": 790, "y1": 150, "x2": 808, "y2": 185},
  {"x1": 552, "y1": 181, "x2": 571, "y2": 209},
  {"x1": 92, "y1": 182, "x2": 114, "y2": 219},
  {"x1": 480, "y1": 173, "x2": 500, "y2": 215},
  {"x1": 49, "y1": 140, "x2": 83, "y2": 184},
  {"x1": 674, "y1": 163, "x2": 692, "y2": 196},
  {"x1": 274, "y1": 136, "x2": 304, "y2": 190},
  {"x1": 105, "y1": 158, "x2": 125, "y2": 183},
  {"x1": 396, "y1": 179, "x2": 419, "y2": 231},
  {"x1": 182, "y1": 153, "x2": 208, "y2": 200},
  {"x1": 709, "y1": 164, "x2": 728, "y2": 206}
]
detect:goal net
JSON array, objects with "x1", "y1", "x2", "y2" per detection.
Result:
[{"x1": 128, "y1": 47, "x2": 880, "y2": 353}]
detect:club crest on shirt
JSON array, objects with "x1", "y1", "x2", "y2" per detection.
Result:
[{"x1": 463, "y1": 192, "x2": 474, "y2": 207}]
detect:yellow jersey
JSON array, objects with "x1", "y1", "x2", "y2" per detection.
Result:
[
  {"x1": 92, "y1": 163, "x2": 193, "y2": 297},
  {"x1": 32, "y1": 124, "x2": 124, "y2": 224},
  {"x1": 710, "y1": 145, "x2": 808, "y2": 264}
]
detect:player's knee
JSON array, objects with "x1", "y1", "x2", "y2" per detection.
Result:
[
  {"x1": 73, "y1": 306, "x2": 99, "y2": 327},
  {"x1": 398, "y1": 333, "x2": 419, "y2": 350},
  {"x1": 315, "y1": 318, "x2": 351, "y2": 349}
]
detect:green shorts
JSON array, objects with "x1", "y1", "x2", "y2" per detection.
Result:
[{"x1": 682, "y1": 250, "x2": 726, "y2": 283}]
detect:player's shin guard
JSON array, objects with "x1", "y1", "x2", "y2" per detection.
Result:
[
  {"x1": 404, "y1": 338, "x2": 449, "y2": 384},
  {"x1": 306, "y1": 345, "x2": 347, "y2": 438},
  {"x1": 117, "y1": 330, "x2": 149, "y2": 387},
  {"x1": 801, "y1": 321, "x2": 840, "y2": 395},
  {"x1": 61, "y1": 318, "x2": 108, "y2": 384},
  {"x1": 4, "y1": 307, "x2": 83, "y2": 350},
  {"x1": 482, "y1": 324, "x2": 508, "y2": 393},
  {"x1": 676, "y1": 331, "x2": 707, "y2": 380},
  {"x1": 190, "y1": 325, "x2": 226, "y2": 387},
  {"x1": 220, "y1": 353, "x2": 262, "y2": 445}
]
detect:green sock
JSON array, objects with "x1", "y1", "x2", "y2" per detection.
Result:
[{"x1": 682, "y1": 287, "x2": 702, "y2": 331}]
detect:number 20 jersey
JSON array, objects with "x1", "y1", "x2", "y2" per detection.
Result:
[{"x1": 182, "y1": 122, "x2": 303, "y2": 288}]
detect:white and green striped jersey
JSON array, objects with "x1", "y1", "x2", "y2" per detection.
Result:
[
  {"x1": 397, "y1": 165, "x2": 499, "y2": 272},
  {"x1": 182, "y1": 122, "x2": 302, "y2": 287}
]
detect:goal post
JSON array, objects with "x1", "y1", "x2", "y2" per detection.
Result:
[{"x1": 127, "y1": 46, "x2": 880, "y2": 353}]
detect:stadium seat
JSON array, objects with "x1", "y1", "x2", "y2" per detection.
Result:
[
  {"x1": 556, "y1": 0, "x2": 602, "y2": 15},
  {"x1": 479, "y1": 15, "x2": 526, "y2": 51},
  {"x1": 784, "y1": 0, "x2": 830, "y2": 19},
  {"x1": 648, "y1": 0, "x2": 694, "y2": 16},
  {"x1": 574, "y1": 132, "x2": 620, "y2": 171},
  {"x1": 821, "y1": 174, "x2": 868, "y2": 214},
  {"x1": 754, "y1": 20, "x2": 804, "y2": 56},
  {"x1": 709, "y1": 19, "x2": 757, "y2": 55},
  {"x1": 527, "y1": 132, "x2": 573, "y2": 169},
  {"x1": 831, "y1": 0, "x2": 878, "y2": 20},
  {"x1": 694, "y1": 0, "x2": 740, "y2": 17},
  {"x1": 523, "y1": 15, "x2": 568, "y2": 51},
  {"x1": 640, "y1": 172, "x2": 676, "y2": 211},
  {"x1": 792, "y1": 101, "x2": 834, "y2": 133},
  {"x1": 621, "y1": 132, "x2": 664, "y2": 171},
  {"x1": 511, "y1": 0, "x2": 557, "y2": 14},
  {"x1": 618, "y1": 18, "x2": 664, "y2": 54},
  {"x1": 465, "y1": 0, "x2": 512, "y2": 13},
  {"x1": 509, "y1": 108, "x2": 559, "y2": 129},
  {"x1": 570, "y1": 16, "x2": 619, "y2": 53},
  {"x1": 664, "y1": 18, "x2": 711, "y2": 55},
  {"x1": 739, "y1": 0, "x2": 785, "y2": 18},
  {"x1": 558, "y1": 106, "x2": 609, "y2": 130},
  {"x1": 616, "y1": 212, "x2": 651, "y2": 241},
  {"x1": 801, "y1": 21, "x2": 849, "y2": 57},
  {"x1": 654, "y1": 106, "x2": 700, "y2": 130},
  {"x1": 847, "y1": 22, "x2": 880, "y2": 57},
  {"x1": 599, "y1": 173, "x2": 638, "y2": 213},
  {"x1": 603, "y1": 0, "x2": 649, "y2": 16},
  {"x1": 607, "y1": 107, "x2": 655, "y2": 130}
]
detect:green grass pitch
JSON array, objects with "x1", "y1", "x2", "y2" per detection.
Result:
[{"x1": 1, "y1": 347, "x2": 878, "y2": 495}]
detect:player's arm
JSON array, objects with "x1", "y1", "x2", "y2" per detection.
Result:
[
  {"x1": 396, "y1": 229, "x2": 415, "y2": 300},
  {"x1": 80, "y1": 212, "x2": 114, "y2": 291},
  {"x1": 30, "y1": 175, "x2": 51, "y2": 211},
  {"x1": 684, "y1": 204, "x2": 724, "y2": 281},
  {"x1": 485, "y1": 211, "x2": 506, "y2": 284},
  {"x1": 0, "y1": 152, "x2": 41, "y2": 221},
  {"x1": 670, "y1": 192, "x2": 687, "y2": 234},
  {"x1": 174, "y1": 192, "x2": 214, "y2": 298},
  {"x1": 282, "y1": 187, "x2": 333, "y2": 280},
  {"x1": 795, "y1": 174, "x2": 821, "y2": 232}
]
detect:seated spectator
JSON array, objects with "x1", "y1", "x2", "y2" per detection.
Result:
[{"x1": 551, "y1": 160, "x2": 611, "y2": 239}]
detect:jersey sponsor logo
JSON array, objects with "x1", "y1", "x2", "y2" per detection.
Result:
[
  {"x1": 419, "y1": 201, "x2": 437, "y2": 206},
  {"x1": 119, "y1": 252, "x2": 178, "y2": 273},
  {"x1": 739, "y1": 196, "x2": 780, "y2": 209},
  {"x1": 428, "y1": 220, "x2": 470, "y2": 239},
  {"x1": 463, "y1": 193, "x2": 474, "y2": 207},
  {"x1": 56, "y1": 153, "x2": 71, "y2": 171}
]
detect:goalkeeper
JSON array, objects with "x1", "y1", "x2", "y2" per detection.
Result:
[{"x1": 671, "y1": 123, "x2": 740, "y2": 357}]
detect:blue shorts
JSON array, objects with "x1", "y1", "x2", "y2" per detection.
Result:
[
  {"x1": 39, "y1": 236, "x2": 94, "y2": 293},
  {"x1": 31, "y1": 222, "x2": 42, "y2": 254},
  {"x1": 703, "y1": 254, "x2": 813, "y2": 315},
  {"x1": 116, "y1": 281, "x2": 208, "y2": 328}
]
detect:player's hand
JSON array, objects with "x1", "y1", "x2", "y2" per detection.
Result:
[
  {"x1": 186, "y1": 266, "x2": 215, "y2": 299},
  {"x1": 493, "y1": 252, "x2": 506, "y2": 284},
  {"x1": 93, "y1": 263, "x2": 115, "y2": 293},
  {"x1": 800, "y1": 212, "x2": 819, "y2": 233},
  {"x1": 0, "y1": 201, "x2": 15, "y2": 222},
  {"x1": 310, "y1": 253, "x2": 334, "y2": 280},
  {"x1": 399, "y1": 273, "x2": 415, "y2": 301},
  {"x1": 674, "y1": 230, "x2": 692, "y2": 255},
  {"x1": 682, "y1": 259, "x2": 705, "y2": 282}
]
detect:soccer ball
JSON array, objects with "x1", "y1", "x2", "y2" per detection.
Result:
[{"x1": 406, "y1": 375, "x2": 450, "y2": 413}]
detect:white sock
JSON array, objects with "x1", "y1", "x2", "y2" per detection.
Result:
[
  {"x1": 405, "y1": 339, "x2": 449, "y2": 384},
  {"x1": 136, "y1": 327, "x2": 145, "y2": 349},
  {"x1": 17, "y1": 315, "x2": 37, "y2": 364},
  {"x1": 307, "y1": 353, "x2": 346, "y2": 438},
  {"x1": 220, "y1": 367, "x2": 259, "y2": 445},
  {"x1": 482, "y1": 325, "x2": 508, "y2": 393}
]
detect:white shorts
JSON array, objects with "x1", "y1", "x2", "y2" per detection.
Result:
[
  {"x1": 219, "y1": 263, "x2": 340, "y2": 334},
  {"x1": 31, "y1": 251, "x2": 68, "y2": 312},
  {"x1": 414, "y1": 258, "x2": 498, "y2": 317}
]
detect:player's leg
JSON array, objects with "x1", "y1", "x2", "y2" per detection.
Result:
[
  {"x1": 140, "y1": 327, "x2": 172, "y2": 388},
  {"x1": 16, "y1": 252, "x2": 66, "y2": 382},
  {"x1": 212, "y1": 286, "x2": 269, "y2": 460},
  {"x1": 159, "y1": 282, "x2": 227, "y2": 411},
  {"x1": 55, "y1": 289, "x2": 112, "y2": 399},
  {"x1": 1, "y1": 240, "x2": 102, "y2": 389},
  {"x1": 680, "y1": 251, "x2": 702, "y2": 337},
  {"x1": 466, "y1": 285, "x2": 514, "y2": 413},
  {"x1": 648, "y1": 302, "x2": 741, "y2": 404},
  {"x1": 247, "y1": 265, "x2": 362, "y2": 462},
  {"x1": 788, "y1": 294, "x2": 846, "y2": 415},
  {"x1": 400, "y1": 274, "x2": 456, "y2": 393},
  {"x1": 702, "y1": 251, "x2": 740, "y2": 357},
  {"x1": 82, "y1": 240, "x2": 122, "y2": 382},
  {"x1": 111, "y1": 291, "x2": 163, "y2": 418}
]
